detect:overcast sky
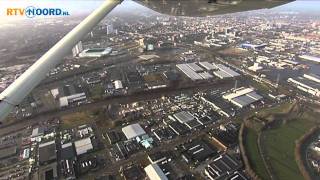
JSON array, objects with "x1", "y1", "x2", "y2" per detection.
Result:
[{"x1": 0, "y1": 0, "x2": 319, "y2": 23}]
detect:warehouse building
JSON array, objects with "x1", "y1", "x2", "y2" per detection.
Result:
[
  {"x1": 74, "y1": 138, "x2": 93, "y2": 156},
  {"x1": 198, "y1": 72, "x2": 213, "y2": 79},
  {"x1": 201, "y1": 94, "x2": 235, "y2": 117},
  {"x1": 299, "y1": 55, "x2": 320, "y2": 64},
  {"x1": 39, "y1": 141, "x2": 57, "y2": 165},
  {"x1": 176, "y1": 63, "x2": 216, "y2": 81},
  {"x1": 223, "y1": 87, "x2": 263, "y2": 108},
  {"x1": 173, "y1": 111, "x2": 195, "y2": 123},
  {"x1": 198, "y1": 116, "x2": 217, "y2": 125},
  {"x1": 58, "y1": 84, "x2": 87, "y2": 107},
  {"x1": 106, "y1": 131, "x2": 124, "y2": 144},
  {"x1": 212, "y1": 63, "x2": 240, "y2": 79},
  {"x1": 168, "y1": 121, "x2": 189, "y2": 135},
  {"x1": 204, "y1": 154, "x2": 242, "y2": 180},
  {"x1": 144, "y1": 163, "x2": 168, "y2": 180},
  {"x1": 209, "y1": 123, "x2": 239, "y2": 150},
  {"x1": 216, "y1": 64, "x2": 240, "y2": 77},
  {"x1": 180, "y1": 140, "x2": 218, "y2": 166},
  {"x1": 187, "y1": 63, "x2": 203, "y2": 72},
  {"x1": 31, "y1": 127, "x2": 45, "y2": 142},
  {"x1": 148, "y1": 151, "x2": 172, "y2": 164},
  {"x1": 176, "y1": 64, "x2": 203, "y2": 81},
  {"x1": 121, "y1": 165, "x2": 145, "y2": 180},
  {"x1": 0, "y1": 146, "x2": 17, "y2": 160},
  {"x1": 248, "y1": 63, "x2": 263, "y2": 72},
  {"x1": 199, "y1": 61, "x2": 218, "y2": 71},
  {"x1": 304, "y1": 73, "x2": 320, "y2": 83},
  {"x1": 173, "y1": 111, "x2": 201, "y2": 129},
  {"x1": 288, "y1": 76, "x2": 320, "y2": 97},
  {"x1": 214, "y1": 70, "x2": 233, "y2": 79},
  {"x1": 61, "y1": 143, "x2": 76, "y2": 160},
  {"x1": 228, "y1": 172, "x2": 248, "y2": 180},
  {"x1": 122, "y1": 123, "x2": 146, "y2": 140}
]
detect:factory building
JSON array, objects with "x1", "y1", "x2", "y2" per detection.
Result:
[
  {"x1": 173, "y1": 111, "x2": 195, "y2": 123},
  {"x1": 199, "y1": 61, "x2": 218, "y2": 71},
  {"x1": 186, "y1": 63, "x2": 203, "y2": 72},
  {"x1": 240, "y1": 43, "x2": 267, "y2": 50},
  {"x1": 173, "y1": 111, "x2": 201, "y2": 129},
  {"x1": 31, "y1": 127, "x2": 45, "y2": 142},
  {"x1": 74, "y1": 137, "x2": 93, "y2": 156},
  {"x1": 180, "y1": 140, "x2": 218, "y2": 166},
  {"x1": 216, "y1": 64, "x2": 240, "y2": 77},
  {"x1": 0, "y1": 146, "x2": 17, "y2": 160},
  {"x1": 213, "y1": 64, "x2": 240, "y2": 79},
  {"x1": 299, "y1": 55, "x2": 320, "y2": 64},
  {"x1": 248, "y1": 63, "x2": 263, "y2": 72},
  {"x1": 214, "y1": 70, "x2": 232, "y2": 79},
  {"x1": 223, "y1": 87, "x2": 263, "y2": 108},
  {"x1": 59, "y1": 93, "x2": 86, "y2": 107},
  {"x1": 148, "y1": 151, "x2": 172, "y2": 165},
  {"x1": 288, "y1": 75, "x2": 320, "y2": 97},
  {"x1": 57, "y1": 84, "x2": 87, "y2": 107},
  {"x1": 122, "y1": 123, "x2": 146, "y2": 140},
  {"x1": 168, "y1": 121, "x2": 189, "y2": 135},
  {"x1": 61, "y1": 143, "x2": 76, "y2": 160},
  {"x1": 38, "y1": 141, "x2": 57, "y2": 165},
  {"x1": 79, "y1": 47, "x2": 112, "y2": 58},
  {"x1": 176, "y1": 64, "x2": 203, "y2": 81},
  {"x1": 209, "y1": 123, "x2": 239, "y2": 150},
  {"x1": 204, "y1": 154, "x2": 242, "y2": 180},
  {"x1": 201, "y1": 94, "x2": 235, "y2": 117},
  {"x1": 176, "y1": 62, "x2": 220, "y2": 81},
  {"x1": 304, "y1": 73, "x2": 320, "y2": 83},
  {"x1": 198, "y1": 72, "x2": 213, "y2": 79},
  {"x1": 144, "y1": 163, "x2": 168, "y2": 180}
]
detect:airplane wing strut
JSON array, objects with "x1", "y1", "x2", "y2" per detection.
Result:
[{"x1": 0, "y1": 0, "x2": 123, "y2": 122}]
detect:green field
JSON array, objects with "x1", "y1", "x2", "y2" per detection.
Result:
[
  {"x1": 262, "y1": 119, "x2": 315, "y2": 180},
  {"x1": 243, "y1": 101, "x2": 320, "y2": 180},
  {"x1": 244, "y1": 128, "x2": 270, "y2": 179},
  {"x1": 257, "y1": 102, "x2": 294, "y2": 118}
]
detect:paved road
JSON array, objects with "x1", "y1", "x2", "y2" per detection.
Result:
[
  {"x1": 80, "y1": 118, "x2": 231, "y2": 179},
  {"x1": 0, "y1": 80, "x2": 235, "y2": 137}
]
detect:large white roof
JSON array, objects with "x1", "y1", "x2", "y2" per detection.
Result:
[
  {"x1": 122, "y1": 123, "x2": 146, "y2": 139},
  {"x1": 144, "y1": 164, "x2": 168, "y2": 180},
  {"x1": 199, "y1": 61, "x2": 217, "y2": 70},
  {"x1": 74, "y1": 137, "x2": 93, "y2": 155},
  {"x1": 176, "y1": 64, "x2": 203, "y2": 81},
  {"x1": 223, "y1": 88, "x2": 254, "y2": 101}
]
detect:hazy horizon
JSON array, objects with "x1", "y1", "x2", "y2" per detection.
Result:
[{"x1": 0, "y1": 0, "x2": 319, "y2": 23}]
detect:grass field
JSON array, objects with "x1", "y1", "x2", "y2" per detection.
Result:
[
  {"x1": 262, "y1": 118, "x2": 315, "y2": 180},
  {"x1": 257, "y1": 102, "x2": 294, "y2": 118},
  {"x1": 243, "y1": 102, "x2": 320, "y2": 180},
  {"x1": 61, "y1": 111, "x2": 93, "y2": 129},
  {"x1": 244, "y1": 128, "x2": 270, "y2": 179}
]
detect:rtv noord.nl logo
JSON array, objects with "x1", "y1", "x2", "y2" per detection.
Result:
[{"x1": 7, "y1": 7, "x2": 70, "y2": 18}]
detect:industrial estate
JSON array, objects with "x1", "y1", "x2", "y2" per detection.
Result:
[{"x1": 0, "y1": 1, "x2": 320, "y2": 180}]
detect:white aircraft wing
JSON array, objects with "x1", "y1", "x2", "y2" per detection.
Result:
[
  {"x1": 0, "y1": 0, "x2": 294, "y2": 122},
  {"x1": 0, "y1": 0, "x2": 123, "y2": 122}
]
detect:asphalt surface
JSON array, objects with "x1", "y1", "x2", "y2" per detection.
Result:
[{"x1": 0, "y1": 79, "x2": 235, "y2": 137}]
